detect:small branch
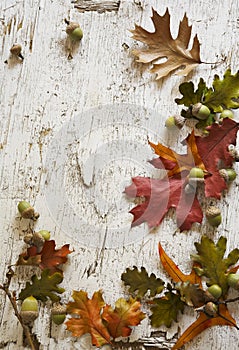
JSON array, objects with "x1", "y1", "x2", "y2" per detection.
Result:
[
  {"x1": 0, "y1": 267, "x2": 39, "y2": 350},
  {"x1": 219, "y1": 296, "x2": 239, "y2": 305}
]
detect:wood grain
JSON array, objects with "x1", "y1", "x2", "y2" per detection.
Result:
[{"x1": 0, "y1": 0, "x2": 239, "y2": 349}]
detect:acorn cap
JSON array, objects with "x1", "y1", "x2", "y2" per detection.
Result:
[
  {"x1": 10, "y1": 44, "x2": 22, "y2": 56},
  {"x1": 23, "y1": 233, "x2": 34, "y2": 245},
  {"x1": 66, "y1": 22, "x2": 80, "y2": 35},
  {"x1": 32, "y1": 232, "x2": 45, "y2": 247},
  {"x1": 174, "y1": 115, "x2": 185, "y2": 129},
  {"x1": 205, "y1": 206, "x2": 221, "y2": 218},
  {"x1": 51, "y1": 304, "x2": 67, "y2": 315},
  {"x1": 20, "y1": 310, "x2": 39, "y2": 324}
]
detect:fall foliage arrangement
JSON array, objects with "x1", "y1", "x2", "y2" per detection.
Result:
[{"x1": 2, "y1": 6, "x2": 239, "y2": 350}]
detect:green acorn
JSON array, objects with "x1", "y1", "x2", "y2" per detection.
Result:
[
  {"x1": 192, "y1": 103, "x2": 210, "y2": 120},
  {"x1": 38, "y1": 230, "x2": 51, "y2": 241},
  {"x1": 18, "y1": 201, "x2": 39, "y2": 220},
  {"x1": 219, "y1": 168, "x2": 236, "y2": 182},
  {"x1": 227, "y1": 273, "x2": 239, "y2": 290},
  {"x1": 220, "y1": 109, "x2": 234, "y2": 119},
  {"x1": 206, "y1": 284, "x2": 222, "y2": 299},
  {"x1": 51, "y1": 304, "x2": 67, "y2": 325},
  {"x1": 20, "y1": 296, "x2": 39, "y2": 324},
  {"x1": 206, "y1": 206, "x2": 222, "y2": 227},
  {"x1": 165, "y1": 115, "x2": 185, "y2": 129},
  {"x1": 66, "y1": 22, "x2": 83, "y2": 41}
]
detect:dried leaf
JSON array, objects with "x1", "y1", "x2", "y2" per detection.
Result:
[
  {"x1": 17, "y1": 240, "x2": 72, "y2": 274},
  {"x1": 149, "y1": 131, "x2": 206, "y2": 177},
  {"x1": 191, "y1": 236, "x2": 239, "y2": 296},
  {"x1": 131, "y1": 8, "x2": 201, "y2": 80},
  {"x1": 175, "y1": 282, "x2": 208, "y2": 307},
  {"x1": 19, "y1": 269, "x2": 65, "y2": 302},
  {"x1": 66, "y1": 290, "x2": 111, "y2": 347},
  {"x1": 172, "y1": 304, "x2": 237, "y2": 350},
  {"x1": 66, "y1": 290, "x2": 145, "y2": 346},
  {"x1": 125, "y1": 173, "x2": 203, "y2": 231},
  {"x1": 196, "y1": 118, "x2": 239, "y2": 198},
  {"x1": 158, "y1": 243, "x2": 201, "y2": 285},
  {"x1": 121, "y1": 266, "x2": 165, "y2": 298},
  {"x1": 102, "y1": 297, "x2": 145, "y2": 339},
  {"x1": 150, "y1": 291, "x2": 185, "y2": 328}
]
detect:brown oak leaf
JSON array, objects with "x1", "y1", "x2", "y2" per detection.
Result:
[
  {"x1": 17, "y1": 240, "x2": 72, "y2": 274},
  {"x1": 131, "y1": 8, "x2": 201, "y2": 80}
]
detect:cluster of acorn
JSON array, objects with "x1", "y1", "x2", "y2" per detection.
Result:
[
  {"x1": 165, "y1": 102, "x2": 234, "y2": 130},
  {"x1": 6, "y1": 20, "x2": 83, "y2": 63},
  {"x1": 184, "y1": 166, "x2": 237, "y2": 227},
  {"x1": 195, "y1": 273, "x2": 239, "y2": 317},
  {"x1": 18, "y1": 201, "x2": 67, "y2": 326}
]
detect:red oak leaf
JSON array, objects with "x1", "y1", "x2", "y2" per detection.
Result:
[
  {"x1": 125, "y1": 172, "x2": 203, "y2": 231},
  {"x1": 17, "y1": 240, "x2": 72, "y2": 274},
  {"x1": 196, "y1": 118, "x2": 239, "y2": 198},
  {"x1": 126, "y1": 118, "x2": 239, "y2": 230}
]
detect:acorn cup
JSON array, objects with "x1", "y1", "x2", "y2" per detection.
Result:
[
  {"x1": 205, "y1": 206, "x2": 222, "y2": 227},
  {"x1": 51, "y1": 303, "x2": 67, "y2": 325}
]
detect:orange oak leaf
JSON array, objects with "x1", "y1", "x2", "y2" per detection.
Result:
[
  {"x1": 172, "y1": 304, "x2": 237, "y2": 350},
  {"x1": 17, "y1": 240, "x2": 72, "y2": 274},
  {"x1": 66, "y1": 290, "x2": 111, "y2": 347},
  {"x1": 102, "y1": 297, "x2": 145, "y2": 339},
  {"x1": 158, "y1": 242, "x2": 201, "y2": 285},
  {"x1": 149, "y1": 131, "x2": 206, "y2": 177},
  {"x1": 131, "y1": 8, "x2": 201, "y2": 80}
]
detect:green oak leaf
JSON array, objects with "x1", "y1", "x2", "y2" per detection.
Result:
[
  {"x1": 204, "y1": 69, "x2": 239, "y2": 112},
  {"x1": 150, "y1": 291, "x2": 184, "y2": 328},
  {"x1": 175, "y1": 78, "x2": 208, "y2": 107},
  {"x1": 19, "y1": 269, "x2": 65, "y2": 302},
  {"x1": 175, "y1": 281, "x2": 208, "y2": 307},
  {"x1": 121, "y1": 266, "x2": 164, "y2": 298},
  {"x1": 191, "y1": 236, "x2": 239, "y2": 297}
]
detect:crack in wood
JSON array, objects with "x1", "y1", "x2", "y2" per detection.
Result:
[
  {"x1": 72, "y1": 0, "x2": 120, "y2": 13},
  {"x1": 112, "y1": 331, "x2": 178, "y2": 349}
]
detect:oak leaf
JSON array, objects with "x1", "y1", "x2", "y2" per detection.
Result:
[
  {"x1": 19, "y1": 269, "x2": 65, "y2": 302},
  {"x1": 102, "y1": 297, "x2": 145, "y2": 339},
  {"x1": 192, "y1": 236, "x2": 239, "y2": 297},
  {"x1": 175, "y1": 69, "x2": 239, "y2": 113},
  {"x1": 66, "y1": 290, "x2": 111, "y2": 347},
  {"x1": 17, "y1": 240, "x2": 72, "y2": 274},
  {"x1": 131, "y1": 8, "x2": 201, "y2": 80},
  {"x1": 121, "y1": 266, "x2": 164, "y2": 298},
  {"x1": 125, "y1": 118, "x2": 238, "y2": 230},
  {"x1": 150, "y1": 291, "x2": 185, "y2": 328},
  {"x1": 66, "y1": 290, "x2": 145, "y2": 347}
]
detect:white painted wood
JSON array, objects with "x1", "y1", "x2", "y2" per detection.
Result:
[{"x1": 0, "y1": 0, "x2": 239, "y2": 349}]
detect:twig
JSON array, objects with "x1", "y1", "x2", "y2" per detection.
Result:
[{"x1": 0, "y1": 267, "x2": 39, "y2": 350}]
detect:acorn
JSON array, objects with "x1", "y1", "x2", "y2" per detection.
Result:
[
  {"x1": 188, "y1": 167, "x2": 205, "y2": 186},
  {"x1": 220, "y1": 109, "x2": 234, "y2": 119},
  {"x1": 205, "y1": 206, "x2": 222, "y2": 227},
  {"x1": 10, "y1": 44, "x2": 24, "y2": 59},
  {"x1": 219, "y1": 168, "x2": 237, "y2": 182},
  {"x1": 51, "y1": 303, "x2": 67, "y2": 325},
  {"x1": 38, "y1": 230, "x2": 51, "y2": 241},
  {"x1": 20, "y1": 296, "x2": 39, "y2": 324},
  {"x1": 66, "y1": 22, "x2": 83, "y2": 41},
  {"x1": 192, "y1": 103, "x2": 210, "y2": 120},
  {"x1": 206, "y1": 284, "x2": 222, "y2": 299},
  {"x1": 227, "y1": 273, "x2": 239, "y2": 290},
  {"x1": 32, "y1": 232, "x2": 45, "y2": 248},
  {"x1": 18, "y1": 201, "x2": 35, "y2": 219},
  {"x1": 204, "y1": 301, "x2": 218, "y2": 317},
  {"x1": 165, "y1": 115, "x2": 185, "y2": 129}
]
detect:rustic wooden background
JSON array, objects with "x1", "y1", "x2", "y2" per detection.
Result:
[{"x1": 1, "y1": 0, "x2": 239, "y2": 349}]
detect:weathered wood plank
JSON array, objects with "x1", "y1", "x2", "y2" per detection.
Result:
[{"x1": 0, "y1": 0, "x2": 239, "y2": 349}]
